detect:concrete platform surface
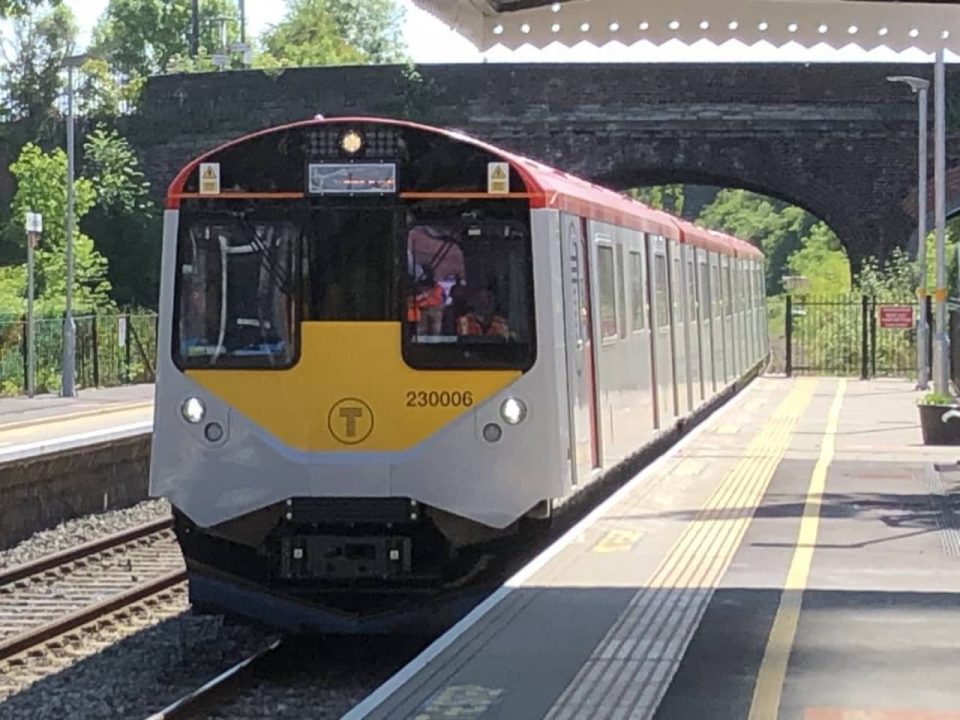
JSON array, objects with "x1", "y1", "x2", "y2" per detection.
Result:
[
  {"x1": 0, "y1": 384, "x2": 153, "y2": 459},
  {"x1": 347, "y1": 377, "x2": 960, "y2": 720}
]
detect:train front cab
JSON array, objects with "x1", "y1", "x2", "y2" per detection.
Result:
[{"x1": 149, "y1": 119, "x2": 582, "y2": 621}]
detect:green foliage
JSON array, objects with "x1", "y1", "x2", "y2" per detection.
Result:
[
  {"x1": 627, "y1": 185, "x2": 685, "y2": 215},
  {"x1": 0, "y1": 4, "x2": 77, "y2": 135},
  {"x1": 919, "y1": 391, "x2": 954, "y2": 406},
  {"x1": 77, "y1": 58, "x2": 146, "y2": 117},
  {"x1": 260, "y1": 0, "x2": 363, "y2": 67},
  {"x1": 855, "y1": 246, "x2": 915, "y2": 298},
  {"x1": 83, "y1": 126, "x2": 151, "y2": 214},
  {"x1": 0, "y1": 0, "x2": 57, "y2": 16},
  {"x1": 698, "y1": 189, "x2": 817, "y2": 294},
  {"x1": 786, "y1": 222, "x2": 851, "y2": 295},
  {"x1": 92, "y1": 0, "x2": 239, "y2": 76},
  {"x1": 8, "y1": 143, "x2": 113, "y2": 313},
  {"x1": 259, "y1": 0, "x2": 407, "y2": 67},
  {"x1": 326, "y1": 0, "x2": 408, "y2": 64}
]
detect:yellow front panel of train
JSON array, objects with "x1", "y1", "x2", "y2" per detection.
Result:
[{"x1": 187, "y1": 322, "x2": 521, "y2": 452}]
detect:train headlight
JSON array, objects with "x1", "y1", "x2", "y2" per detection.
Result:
[
  {"x1": 500, "y1": 397, "x2": 527, "y2": 425},
  {"x1": 181, "y1": 397, "x2": 206, "y2": 424}
]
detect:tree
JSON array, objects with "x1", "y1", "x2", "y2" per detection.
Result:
[
  {"x1": 259, "y1": 0, "x2": 407, "y2": 67},
  {"x1": 786, "y1": 222, "x2": 851, "y2": 295},
  {"x1": 9, "y1": 143, "x2": 113, "y2": 313},
  {"x1": 0, "y1": 4, "x2": 77, "y2": 136},
  {"x1": 697, "y1": 189, "x2": 818, "y2": 294},
  {"x1": 327, "y1": 0, "x2": 407, "y2": 64},
  {"x1": 627, "y1": 185, "x2": 685, "y2": 216},
  {"x1": 0, "y1": 0, "x2": 57, "y2": 17},
  {"x1": 81, "y1": 127, "x2": 160, "y2": 308},
  {"x1": 92, "y1": 0, "x2": 239, "y2": 77}
]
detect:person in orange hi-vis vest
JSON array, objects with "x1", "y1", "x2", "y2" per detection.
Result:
[{"x1": 416, "y1": 267, "x2": 445, "y2": 335}]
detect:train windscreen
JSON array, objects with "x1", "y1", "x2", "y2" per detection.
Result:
[{"x1": 170, "y1": 122, "x2": 536, "y2": 372}]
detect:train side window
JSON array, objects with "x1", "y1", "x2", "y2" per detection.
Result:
[
  {"x1": 174, "y1": 215, "x2": 298, "y2": 370},
  {"x1": 673, "y1": 256, "x2": 681, "y2": 319},
  {"x1": 698, "y1": 258, "x2": 708, "y2": 323},
  {"x1": 711, "y1": 264, "x2": 722, "y2": 319},
  {"x1": 616, "y1": 244, "x2": 627, "y2": 338},
  {"x1": 597, "y1": 244, "x2": 618, "y2": 341},
  {"x1": 725, "y1": 265, "x2": 734, "y2": 317},
  {"x1": 654, "y1": 254, "x2": 670, "y2": 328},
  {"x1": 629, "y1": 251, "x2": 645, "y2": 332},
  {"x1": 686, "y1": 258, "x2": 697, "y2": 323}
]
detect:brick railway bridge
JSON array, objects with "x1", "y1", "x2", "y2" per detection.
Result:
[{"x1": 120, "y1": 62, "x2": 960, "y2": 267}]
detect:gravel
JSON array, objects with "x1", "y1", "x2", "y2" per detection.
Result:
[
  {"x1": 203, "y1": 636, "x2": 429, "y2": 720},
  {"x1": 0, "y1": 498, "x2": 173, "y2": 569},
  {"x1": 0, "y1": 604, "x2": 279, "y2": 720}
]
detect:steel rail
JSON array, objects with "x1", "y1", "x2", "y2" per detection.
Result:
[
  {"x1": 0, "y1": 568, "x2": 185, "y2": 662},
  {"x1": 0, "y1": 517, "x2": 174, "y2": 586},
  {"x1": 145, "y1": 637, "x2": 284, "y2": 719}
]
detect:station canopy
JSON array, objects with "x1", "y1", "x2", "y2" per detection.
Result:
[{"x1": 411, "y1": 0, "x2": 960, "y2": 54}]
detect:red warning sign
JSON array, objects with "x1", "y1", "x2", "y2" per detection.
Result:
[{"x1": 878, "y1": 305, "x2": 914, "y2": 329}]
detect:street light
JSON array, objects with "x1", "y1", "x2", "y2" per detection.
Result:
[
  {"x1": 61, "y1": 52, "x2": 87, "y2": 398},
  {"x1": 934, "y1": 48, "x2": 949, "y2": 395},
  {"x1": 887, "y1": 74, "x2": 931, "y2": 390}
]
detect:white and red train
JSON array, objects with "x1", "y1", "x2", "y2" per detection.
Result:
[{"x1": 149, "y1": 117, "x2": 767, "y2": 631}]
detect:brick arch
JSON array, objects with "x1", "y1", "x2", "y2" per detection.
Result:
[
  {"x1": 901, "y1": 164, "x2": 960, "y2": 253},
  {"x1": 127, "y1": 62, "x2": 960, "y2": 270}
]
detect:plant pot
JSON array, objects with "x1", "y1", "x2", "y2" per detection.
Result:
[{"x1": 919, "y1": 403, "x2": 960, "y2": 445}]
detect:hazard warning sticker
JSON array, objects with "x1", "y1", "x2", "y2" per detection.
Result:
[
  {"x1": 199, "y1": 163, "x2": 221, "y2": 195},
  {"x1": 488, "y1": 162, "x2": 509, "y2": 194}
]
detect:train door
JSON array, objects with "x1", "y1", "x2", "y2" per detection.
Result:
[
  {"x1": 712, "y1": 253, "x2": 728, "y2": 384},
  {"x1": 668, "y1": 240, "x2": 686, "y2": 415},
  {"x1": 648, "y1": 235, "x2": 675, "y2": 426},
  {"x1": 698, "y1": 250, "x2": 714, "y2": 396},
  {"x1": 744, "y1": 260, "x2": 760, "y2": 365},
  {"x1": 560, "y1": 215, "x2": 600, "y2": 484},
  {"x1": 736, "y1": 260, "x2": 747, "y2": 373},
  {"x1": 721, "y1": 255, "x2": 735, "y2": 381},
  {"x1": 684, "y1": 245, "x2": 702, "y2": 405}
]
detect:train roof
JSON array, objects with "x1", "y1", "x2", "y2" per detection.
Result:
[{"x1": 167, "y1": 116, "x2": 753, "y2": 259}]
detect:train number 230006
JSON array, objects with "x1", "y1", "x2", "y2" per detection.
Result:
[{"x1": 405, "y1": 390, "x2": 475, "y2": 408}]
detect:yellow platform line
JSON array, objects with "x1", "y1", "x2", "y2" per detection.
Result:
[
  {"x1": 651, "y1": 379, "x2": 814, "y2": 591},
  {"x1": 748, "y1": 379, "x2": 846, "y2": 720},
  {"x1": 0, "y1": 401, "x2": 153, "y2": 433},
  {"x1": 544, "y1": 380, "x2": 817, "y2": 720}
]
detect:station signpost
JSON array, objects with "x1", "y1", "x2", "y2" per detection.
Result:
[{"x1": 24, "y1": 212, "x2": 41, "y2": 398}]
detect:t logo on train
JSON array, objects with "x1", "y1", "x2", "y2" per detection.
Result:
[{"x1": 149, "y1": 117, "x2": 766, "y2": 632}]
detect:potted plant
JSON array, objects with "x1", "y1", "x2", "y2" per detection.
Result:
[{"x1": 918, "y1": 391, "x2": 960, "y2": 445}]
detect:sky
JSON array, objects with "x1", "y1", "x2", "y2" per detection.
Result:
[{"x1": 56, "y1": 0, "x2": 944, "y2": 64}]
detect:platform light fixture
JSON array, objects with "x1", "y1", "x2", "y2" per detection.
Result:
[
  {"x1": 60, "y1": 53, "x2": 88, "y2": 398},
  {"x1": 887, "y1": 73, "x2": 931, "y2": 390}
]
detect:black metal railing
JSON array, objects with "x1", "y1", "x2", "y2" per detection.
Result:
[
  {"x1": 783, "y1": 294, "x2": 920, "y2": 378},
  {"x1": 0, "y1": 311, "x2": 157, "y2": 396}
]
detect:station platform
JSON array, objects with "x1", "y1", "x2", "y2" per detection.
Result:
[
  {"x1": 0, "y1": 384, "x2": 153, "y2": 460},
  {"x1": 348, "y1": 376, "x2": 960, "y2": 720}
]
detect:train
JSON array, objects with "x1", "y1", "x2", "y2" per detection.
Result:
[{"x1": 149, "y1": 116, "x2": 767, "y2": 633}]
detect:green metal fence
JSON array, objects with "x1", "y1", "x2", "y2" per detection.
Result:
[{"x1": 0, "y1": 311, "x2": 158, "y2": 396}]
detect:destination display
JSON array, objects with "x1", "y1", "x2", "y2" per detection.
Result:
[{"x1": 308, "y1": 163, "x2": 397, "y2": 195}]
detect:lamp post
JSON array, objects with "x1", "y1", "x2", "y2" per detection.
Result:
[
  {"x1": 933, "y1": 47, "x2": 949, "y2": 395},
  {"x1": 887, "y1": 74, "x2": 931, "y2": 390},
  {"x1": 61, "y1": 53, "x2": 87, "y2": 398}
]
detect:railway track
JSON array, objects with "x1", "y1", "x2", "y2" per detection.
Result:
[
  {"x1": 146, "y1": 637, "x2": 284, "y2": 719},
  {"x1": 0, "y1": 518, "x2": 186, "y2": 668}
]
